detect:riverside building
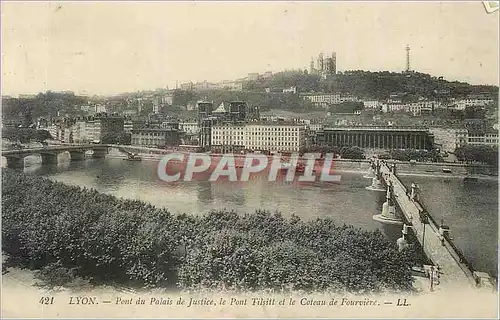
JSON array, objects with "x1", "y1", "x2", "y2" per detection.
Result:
[
  {"x1": 317, "y1": 126, "x2": 435, "y2": 151},
  {"x1": 131, "y1": 127, "x2": 181, "y2": 148},
  {"x1": 210, "y1": 122, "x2": 307, "y2": 154}
]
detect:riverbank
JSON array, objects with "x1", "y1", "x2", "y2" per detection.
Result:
[
  {"x1": 108, "y1": 146, "x2": 497, "y2": 180},
  {"x1": 332, "y1": 159, "x2": 497, "y2": 177}
]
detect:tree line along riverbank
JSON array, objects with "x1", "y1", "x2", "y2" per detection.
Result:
[{"x1": 2, "y1": 169, "x2": 422, "y2": 293}]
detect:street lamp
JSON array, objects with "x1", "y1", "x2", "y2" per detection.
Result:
[{"x1": 419, "y1": 210, "x2": 429, "y2": 253}]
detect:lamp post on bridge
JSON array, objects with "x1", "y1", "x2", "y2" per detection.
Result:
[{"x1": 420, "y1": 210, "x2": 429, "y2": 251}]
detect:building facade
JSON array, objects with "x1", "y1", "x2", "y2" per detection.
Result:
[
  {"x1": 300, "y1": 93, "x2": 358, "y2": 108},
  {"x1": 467, "y1": 132, "x2": 499, "y2": 147},
  {"x1": 210, "y1": 122, "x2": 307, "y2": 154},
  {"x1": 363, "y1": 100, "x2": 382, "y2": 109},
  {"x1": 131, "y1": 128, "x2": 181, "y2": 148},
  {"x1": 199, "y1": 117, "x2": 219, "y2": 150},
  {"x1": 179, "y1": 122, "x2": 199, "y2": 135},
  {"x1": 283, "y1": 86, "x2": 297, "y2": 94},
  {"x1": 317, "y1": 127, "x2": 435, "y2": 151},
  {"x1": 71, "y1": 121, "x2": 87, "y2": 143},
  {"x1": 124, "y1": 120, "x2": 134, "y2": 134},
  {"x1": 454, "y1": 98, "x2": 495, "y2": 110},
  {"x1": 84, "y1": 115, "x2": 125, "y2": 142},
  {"x1": 211, "y1": 123, "x2": 246, "y2": 153}
]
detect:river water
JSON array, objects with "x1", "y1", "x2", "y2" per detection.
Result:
[{"x1": 4, "y1": 151, "x2": 498, "y2": 278}]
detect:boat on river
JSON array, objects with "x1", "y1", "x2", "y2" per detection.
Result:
[
  {"x1": 125, "y1": 153, "x2": 142, "y2": 161},
  {"x1": 463, "y1": 176, "x2": 479, "y2": 183}
]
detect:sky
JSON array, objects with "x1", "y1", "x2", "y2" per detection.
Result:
[{"x1": 1, "y1": 1, "x2": 499, "y2": 96}]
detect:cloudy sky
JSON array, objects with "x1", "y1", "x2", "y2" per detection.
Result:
[{"x1": 1, "y1": 1, "x2": 498, "y2": 96}]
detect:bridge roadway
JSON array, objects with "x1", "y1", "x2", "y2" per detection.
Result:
[{"x1": 379, "y1": 162, "x2": 477, "y2": 291}]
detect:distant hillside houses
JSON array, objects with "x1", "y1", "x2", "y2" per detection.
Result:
[
  {"x1": 80, "y1": 104, "x2": 107, "y2": 114},
  {"x1": 299, "y1": 92, "x2": 359, "y2": 108},
  {"x1": 381, "y1": 100, "x2": 442, "y2": 116},
  {"x1": 449, "y1": 96, "x2": 495, "y2": 110},
  {"x1": 246, "y1": 71, "x2": 273, "y2": 81},
  {"x1": 265, "y1": 86, "x2": 297, "y2": 94},
  {"x1": 298, "y1": 91, "x2": 492, "y2": 116},
  {"x1": 179, "y1": 80, "x2": 244, "y2": 91}
]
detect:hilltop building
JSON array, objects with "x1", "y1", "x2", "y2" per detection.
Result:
[{"x1": 309, "y1": 52, "x2": 336, "y2": 79}]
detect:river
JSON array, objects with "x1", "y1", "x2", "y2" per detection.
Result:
[{"x1": 3, "y1": 151, "x2": 498, "y2": 278}]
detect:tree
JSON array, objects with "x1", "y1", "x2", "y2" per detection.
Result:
[
  {"x1": 117, "y1": 133, "x2": 132, "y2": 145},
  {"x1": 329, "y1": 102, "x2": 364, "y2": 114},
  {"x1": 101, "y1": 133, "x2": 118, "y2": 144},
  {"x1": 339, "y1": 146, "x2": 365, "y2": 159},
  {"x1": 454, "y1": 145, "x2": 498, "y2": 166},
  {"x1": 35, "y1": 130, "x2": 52, "y2": 142}
]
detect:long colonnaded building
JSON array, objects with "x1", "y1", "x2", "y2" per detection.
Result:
[{"x1": 316, "y1": 126, "x2": 435, "y2": 151}]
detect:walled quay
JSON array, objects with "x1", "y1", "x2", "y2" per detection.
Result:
[
  {"x1": 332, "y1": 159, "x2": 496, "y2": 177},
  {"x1": 116, "y1": 145, "x2": 496, "y2": 177}
]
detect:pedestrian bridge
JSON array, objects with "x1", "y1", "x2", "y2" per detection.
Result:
[{"x1": 1, "y1": 144, "x2": 112, "y2": 168}]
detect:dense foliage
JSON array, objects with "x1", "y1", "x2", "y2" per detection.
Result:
[
  {"x1": 454, "y1": 145, "x2": 498, "y2": 166},
  {"x1": 2, "y1": 92, "x2": 88, "y2": 120},
  {"x1": 379, "y1": 149, "x2": 442, "y2": 162},
  {"x1": 2, "y1": 170, "x2": 415, "y2": 293},
  {"x1": 2, "y1": 127, "x2": 52, "y2": 144},
  {"x1": 303, "y1": 146, "x2": 365, "y2": 160},
  {"x1": 102, "y1": 132, "x2": 132, "y2": 145},
  {"x1": 329, "y1": 102, "x2": 364, "y2": 114}
]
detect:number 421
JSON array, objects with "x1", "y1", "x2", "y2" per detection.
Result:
[{"x1": 39, "y1": 297, "x2": 55, "y2": 305}]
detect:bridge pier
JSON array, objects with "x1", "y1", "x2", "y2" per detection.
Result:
[
  {"x1": 363, "y1": 160, "x2": 376, "y2": 179},
  {"x1": 365, "y1": 160, "x2": 385, "y2": 191},
  {"x1": 92, "y1": 147, "x2": 107, "y2": 159},
  {"x1": 40, "y1": 153, "x2": 58, "y2": 165},
  {"x1": 4, "y1": 156, "x2": 23, "y2": 168},
  {"x1": 396, "y1": 224, "x2": 411, "y2": 252},
  {"x1": 69, "y1": 151, "x2": 86, "y2": 161},
  {"x1": 373, "y1": 180, "x2": 403, "y2": 225}
]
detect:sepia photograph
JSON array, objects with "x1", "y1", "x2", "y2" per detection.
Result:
[{"x1": 1, "y1": 1, "x2": 499, "y2": 318}]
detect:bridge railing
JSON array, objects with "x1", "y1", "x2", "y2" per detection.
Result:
[{"x1": 413, "y1": 193, "x2": 477, "y2": 278}]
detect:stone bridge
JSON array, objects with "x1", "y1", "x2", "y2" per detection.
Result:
[
  {"x1": 1, "y1": 144, "x2": 111, "y2": 168},
  {"x1": 371, "y1": 160, "x2": 493, "y2": 291}
]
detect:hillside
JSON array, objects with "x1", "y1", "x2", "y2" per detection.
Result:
[
  {"x1": 2, "y1": 71, "x2": 498, "y2": 119},
  {"x1": 243, "y1": 70, "x2": 499, "y2": 100}
]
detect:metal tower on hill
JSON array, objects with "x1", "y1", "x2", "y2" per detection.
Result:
[{"x1": 405, "y1": 45, "x2": 411, "y2": 72}]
